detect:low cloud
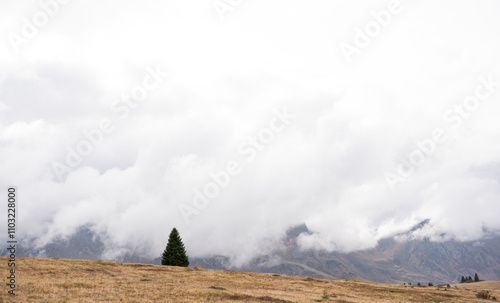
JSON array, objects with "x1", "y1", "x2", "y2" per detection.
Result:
[{"x1": 1, "y1": 0, "x2": 500, "y2": 265}]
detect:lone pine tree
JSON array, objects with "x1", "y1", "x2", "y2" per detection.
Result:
[{"x1": 161, "y1": 228, "x2": 189, "y2": 267}]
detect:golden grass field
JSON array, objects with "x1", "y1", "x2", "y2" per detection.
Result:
[
  {"x1": 453, "y1": 280, "x2": 500, "y2": 291},
  {"x1": 1, "y1": 257, "x2": 499, "y2": 303}
]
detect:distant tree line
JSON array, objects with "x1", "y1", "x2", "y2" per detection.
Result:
[
  {"x1": 460, "y1": 273, "x2": 481, "y2": 283},
  {"x1": 403, "y1": 282, "x2": 447, "y2": 287}
]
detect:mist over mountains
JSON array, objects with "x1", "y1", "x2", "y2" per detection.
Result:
[
  {"x1": 10, "y1": 220, "x2": 500, "y2": 285},
  {"x1": 2, "y1": 1, "x2": 500, "y2": 290}
]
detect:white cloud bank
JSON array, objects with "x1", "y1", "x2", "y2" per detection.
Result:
[{"x1": 1, "y1": 0, "x2": 500, "y2": 265}]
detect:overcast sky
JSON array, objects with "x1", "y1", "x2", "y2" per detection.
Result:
[{"x1": 1, "y1": 0, "x2": 500, "y2": 264}]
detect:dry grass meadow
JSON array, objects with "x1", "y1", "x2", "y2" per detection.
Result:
[
  {"x1": 1, "y1": 257, "x2": 499, "y2": 303},
  {"x1": 453, "y1": 280, "x2": 500, "y2": 291}
]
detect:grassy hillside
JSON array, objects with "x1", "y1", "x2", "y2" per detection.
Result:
[
  {"x1": 454, "y1": 280, "x2": 500, "y2": 291},
  {"x1": 1, "y1": 257, "x2": 499, "y2": 302}
]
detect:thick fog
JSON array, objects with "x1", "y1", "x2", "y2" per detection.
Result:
[{"x1": 1, "y1": 0, "x2": 500, "y2": 265}]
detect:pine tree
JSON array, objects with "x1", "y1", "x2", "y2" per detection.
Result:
[
  {"x1": 468, "y1": 276, "x2": 473, "y2": 282},
  {"x1": 474, "y1": 273, "x2": 479, "y2": 282},
  {"x1": 461, "y1": 276, "x2": 465, "y2": 283},
  {"x1": 161, "y1": 228, "x2": 189, "y2": 267}
]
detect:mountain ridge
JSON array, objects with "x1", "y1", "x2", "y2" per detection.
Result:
[{"x1": 8, "y1": 221, "x2": 500, "y2": 284}]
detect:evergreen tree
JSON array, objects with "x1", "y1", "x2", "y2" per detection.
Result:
[
  {"x1": 474, "y1": 273, "x2": 479, "y2": 282},
  {"x1": 461, "y1": 276, "x2": 465, "y2": 283},
  {"x1": 468, "y1": 276, "x2": 473, "y2": 282},
  {"x1": 161, "y1": 228, "x2": 189, "y2": 267}
]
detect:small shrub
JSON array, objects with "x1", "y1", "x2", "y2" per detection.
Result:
[
  {"x1": 491, "y1": 296, "x2": 497, "y2": 300},
  {"x1": 446, "y1": 284, "x2": 451, "y2": 288},
  {"x1": 428, "y1": 282, "x2": 434, "y2": 286},
  {"x1": 476, "y1": 290, "x2": 491, "y2": 299},
  {"x1": 322, "y1": 290, "x2": 330, "y2": 299}
]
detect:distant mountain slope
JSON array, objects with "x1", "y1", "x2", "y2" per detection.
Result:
[
  {"x1": 190, "y1": 221, "x2": 500, "y2": 284},
  {"x1": 9, "y1": 222, "x2": 500, "y2": 284}
]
